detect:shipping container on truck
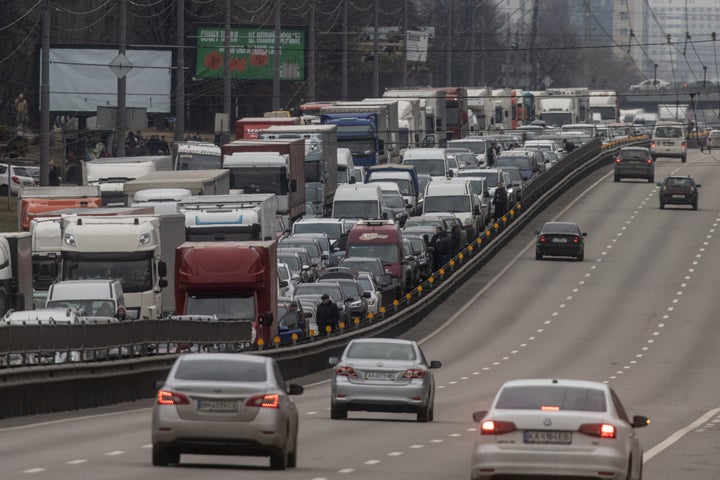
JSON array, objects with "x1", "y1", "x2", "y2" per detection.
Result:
[
  {"x1": 174, "y1": 240, "x2": 278, "y2": 348},
  {"x1": 82, "y1": 155, "x2": 173, "y2": 206},
  {"x1": 220, "y1": 138, "x2": 306, "y2": 222},
  {"x1": 383, "y1": 88, "x2": 447, "y2": 137},
  {"x1": 259, "y1": 124, "x2": 338, "y2": 217},
  {"x1": 235, "y1": 116, "x2": 300, "y2": 140},
  {"x1": 332, "y1": 100, "x2": 402, "y2": 163},
  {"x1": 122, "y1": 169, "x2": 230, "y2": 199},
  {"x1": 319, "y1": 105, "x2": 388, "y2": 168},
  {"x1": 18, "y1": 185, "x2": 102, "y2": 231}
]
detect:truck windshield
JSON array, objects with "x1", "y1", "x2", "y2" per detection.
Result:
[
  {"x1": 186, "y1": 294, "x2": 256, "y2": 320},
  {"x1": 176, "y1": 153, "x2": 221, "y2": 170},
  {"x1": 333, "y1": 200, "x2": 378, "y2": 219},
  {"x1": 403, "y1": 159, "x2": 445, "y2": 176},
  {"x1": 32, "y1": 258, "x2": 61, "y2": 290},
  {"x1": 540, "y1": 113, "x2": 572, "y2": 127},
  {"x1": 347, "y1": 243, "x2": 400, "y2": 263},
  {"x1": 62, "y1": 258, "x2": 152, "y2": 293},
  {"x1": 449, "y1": 141, "x2": 486, "y2": 154},
  {"x1": 228, "y1": 168, "x2": 288, "y2": 195},
  {"x1": 496, "y1": 157, "x2": 531, "y2": 169},
  {"x1": 338, "y1": 138, "x2": 376, "y2": 157},
  {"x1": 424, "y1": 195, "x2": 471, "y2": 213},
  {"x1": 293, "y1": 223, "x2": 343, "y2": 239}
]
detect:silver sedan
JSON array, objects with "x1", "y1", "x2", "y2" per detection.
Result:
[
  {"x1": 329, "y1": 338, "x2": 441, "y2": 422},
  {"x1": 151, "y1": 353, "x2": 303, "y2": 470}
]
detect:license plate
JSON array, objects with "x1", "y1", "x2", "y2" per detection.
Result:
[
  {"x1": 365, "y1": 371, "x2": 396, "y2": 381},
  {"x1": 672, "y1": 194, "x2": 686, "y2": 198},
  {"x1": 663, "y1": 141, "x2": 674, "y2": 146},
  {"x1": 197, "y1": 400, "x2": 238, "y2": 412},
  {"x1": 551, "y1": 237, "x2": 567, "y2": 243},
  {"x1": 524, "y1": 430, "x2": 572, "y2": 444}
]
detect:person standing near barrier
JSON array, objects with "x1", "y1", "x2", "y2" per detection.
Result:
[
  {"x1": 316, "y1": 293, "x2": 339, "y2": 336},
  {"x1": 493, "y1": 182, "x2": 508, "y2": 220}
]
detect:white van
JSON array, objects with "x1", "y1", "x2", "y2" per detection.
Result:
[
  {"x1": 46, "y1": 279, "x2": 127, "y2": 318},
  {"x1": 401, "y1": 148, "x2": 450, "y2": 180},
  {"x1": 423, "y1": 180, "x2": 482, "y2": 239},
  {"x1": 336, "y1": 147, "x2": 355, "y2": 184},
  {"x1": 651, "y1": 121, "x2": 687, "y2": 162},
  {"x1": 331, "y1": 183, "x2": 385, "y2": 221}
]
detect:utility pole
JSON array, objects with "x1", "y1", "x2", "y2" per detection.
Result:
[
  {"x1": 308, "y1": 0, "x2": 316, "y2": 102},
  {"x1": 401, "y1": 0, "x2": 408, "y2": 87},
  {"x1": 40, "y1": 0, "x2": 51, "y2": 185},
  {"x1": 445, "y1": 1, "x2": 452, "y2": 85},
  {"x1": 583, "y1": 0, "x2": 590, "y2": 86},
  {"x1": 470, "y1": 7, "x2": 476, "y2": 87},
  {"x1": 373, "y1": 0, "x2": 379, "y2": 97},
  {"x1": 174, "y1": 0, "x2": 185, "y2": 142},
  {"x1": 273, "y1": 0, "x2": 281, "y2": 110},
  {"x1": 341, "y1": 0, "x2": 348, "y2": 99},
  {"x1": 223, "y1": 0, "x2": 231, "y2": 139},
  {"x1": 117, "y1": 0, "x2": 127, "y2": 157}
]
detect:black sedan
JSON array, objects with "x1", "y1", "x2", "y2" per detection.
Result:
[
  {"x1": 657, "y1": 175, "x2": 701, "y2": 210},
  {"x1": 535, "y1": 222, "x2": 587, "y2": 261}
]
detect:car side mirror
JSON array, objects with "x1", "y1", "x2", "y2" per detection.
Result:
[
  {"x1": 696, "y1": 184, "x2": 701, "y2": 188},
  {"x1": 362, "y1": 291, "x2": 371, "y2": 298},
  {"x1": 260, "y1": 312, "x2": 274, "y2": 326},
  {"x1": 329, "y1": 356, "x2": 339, "y2": 366},
  {"x1": 429, "y1": 360, "x2": 442, "y2": 369},
  {"x1": 656, "y1": 182, "x2": 663, "y2": 187},
  {"x1": 158, "y1": 261, "x2": 167, "y2": 278},
  {"x1": 472, "y1": 410, "x2": 488, "y2": 423},
  {"x1": 473, "y1": 205, "x2": 481, "y2": 214},
  {"x1": 632, "y1": 415, "x2": 650, "y2": 428},
  {"x1": 288, "y1": 383, "x2": 304, "y2": 395},
  {"x1": 158, "y1": 278, "x2": 168, "y2": 289}
]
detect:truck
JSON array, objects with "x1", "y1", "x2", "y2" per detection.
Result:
[
  {"x1": 172, "y1": 141, "x2": 222, "y2": 170},
  {"x1": 220, "y1": 138, "x2": 306, "y2": 222},
  {"x1": 0, "y1": 232, "x2": 32, "y2": 317},
  {"x1": 466, "y1": 87, "x2": 492, "y2": 133},
  {"x1": 589, "y1": 90, "x2": 619, "y2": 123},
  {"x1": 18, "y1": 185, "x2": 102, "y2": 231},
  {"x1": 538, "y1": 88, "x2": 590, "y2": 127},
  {"x1": 179, "y1": 193, "x2": 278, "y2": 242},
  {"x1": 319, "y1": 105, "x2": 389, "y2": 168},
  {"x1": 59, "y1": 213, "x2": 186, "y2": 319},
  {"x1": 30, "y1": 206, "x2": 156, "y2": 309},
  {"x1": 365, "y1": 164, "x2": 420, "y2": 215},
  {"x1": 332, "y1": 99, "x2": 402, "y2": 163},
  {"x1": 174, "y1": 240, "x2": 278, "y2": 347},
  {"x1": 383, "y1": 88, "x2": 447, "y2": 139},
  {"x1": 258, "y1": 124, "x2": 338, "y2": 217},
  {"x1": 235, "y1": 116, "x2": 300, "y2": 140},
  {"x1": 82, "y1": 155, "x2": 173, "y2": 206},
  {"x1": 122, "y1": 169, "x2": 231, "y2": 200}
]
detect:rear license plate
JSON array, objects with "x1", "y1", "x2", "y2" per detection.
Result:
[
  {"x1": 524, "y1": 430, "x2": 572, "y2": 444},
  {"x1": 365, "y1": 371, "x2": 396, "y2": 381},
  {"x1": 552, "y1": 238, "x2": 567, "y2": 243},
  {"x1": 672, "y1": 194, "x2": 686, "y2": 198},
  {"x1": 197, "y1": 400, "x2": 238, "y2": 412},
  {"x1": 663, "y1": 141, "x2": 674, "y2": 146}
]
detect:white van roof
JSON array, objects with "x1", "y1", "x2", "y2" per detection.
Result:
[{"x1": 402, "y1": 148, "x2": 447, "y2": 160}]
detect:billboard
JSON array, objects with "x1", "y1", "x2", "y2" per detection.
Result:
[
  {"x1": 195, "y1": 26, "x2": 306, "y2": 81},
  {"x1": 40, "y1": 47, "x2": 172, "y2": 113}
]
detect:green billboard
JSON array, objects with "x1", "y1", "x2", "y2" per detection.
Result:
[{"x1": 195, "y1": 26, "x2": 306, "y2": 81}]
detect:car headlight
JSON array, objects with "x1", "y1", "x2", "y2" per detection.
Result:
[{"x1": 349, "y1": 300, "x2": 362, "y2": 308}]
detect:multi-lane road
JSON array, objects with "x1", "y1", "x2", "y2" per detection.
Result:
[{"x1": 2, "y1": 149, "x2": 720, "y2": 479}]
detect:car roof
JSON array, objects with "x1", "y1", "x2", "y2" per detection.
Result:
[
  {"x1": 497, "y1": 378, "x2": 609, "y2": 391},
  {"x1": 177, "y1": 352, "x2": 269, "y2": 365},
  {"x1": 350, "y1": 337, "x2": 415, "y2": 346}
]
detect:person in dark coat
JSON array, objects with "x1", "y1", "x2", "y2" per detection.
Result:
[
  {"x1": 486, "y1": 143, "x2": 497, "y2": 167},
  {"x1": 430, "y1": 226, "x2": 452, "y2": 269},
  {"x1": 315, "y1": 293, "x2": 340, "y2": 336},
  {"x1": 493, "y1": 182, "x2": 508, "y2": 220},
  {"x1": 449, "y1": 219, "x2": 462, "y2": 255},
  {"x1": 563, "y1": 138, "x2": 576, "y2": 153},
  {"x1": 48, "y1": 161, "x2": 61, "y2": 186}
]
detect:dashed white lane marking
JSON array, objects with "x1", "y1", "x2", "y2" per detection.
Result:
[
  {"x1": 311, "y1": 477, "x2": 328, "y2": 480},
  {"x1": 22, "y1": 468, "x2": 46, "y2": 474},
  {"x1": 645, "y1": 407, "x2": 720, "y2": 462},
  {"x1": 429, "y1": 439, "x2": 444, "y2": 443},
  {"x1": 409, "y1": 444, "x2": 424, "y2": 449},
  {"x1": 364, "y1": 460, "x2": 380, "y2": 465},
  {"x1": 66, "y1": 459, "x2": 88, "y2": 465},
  {"x1": 105, "y1": 451, "x2": 124, "y2": 456},
  {"x1": 387, "y1": 451, "x2": 403, "y2": 456},
  {"x1": 448, "y1": 433, "x2": 461, "y2": 437},
  {"x1": 338, "y1": 468, "x2": 355, "y2": 473}
]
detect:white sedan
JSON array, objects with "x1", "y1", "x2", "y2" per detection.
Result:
[
  {"x1": 471, "y1": 378, "x2": 650, "y2": 480},
  {"x1": 355, "y1": 271, "x2": 382, "y2": 314}
]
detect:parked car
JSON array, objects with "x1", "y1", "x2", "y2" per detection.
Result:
[
  {"x1": 535, "y1": 221, "x2": 587, "y2": 261},
  {"x1": 629, "y1": 78, "x2": 670, "y2": 92},
  {"x1": 329, "y1": 338, "x2": 441, "y2": 421},
  {"x1": 0, "y1": 163, "x2": 37, "y2": 196},
  {"x1": 706, "y1": 129, "x2": 720, "y2": 151},
  {"x1": 614, "y1": 146, "x2": 654, "y2": 183},
  {"x1": 152, "y1": 353, "x2": 304, "y2": 469},
  {"x1": 657, "y1": 175, "x2": 701, "y2": 210},
  {"x1": 470, "y1": 378, "x2": 649, "y2": 480}
]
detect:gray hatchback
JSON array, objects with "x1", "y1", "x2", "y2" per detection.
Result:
[{"x1": 614, "y1": 146, "x2": 654, "y2": 183}]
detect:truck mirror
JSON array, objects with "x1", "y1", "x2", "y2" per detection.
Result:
[
  {"x1": 158, "y1": 261, "x2": 167, "y2": 278},
  {"x1": 261, "y1": 312, "x2": 274, "y2": 326},
  {"x1": 378, "y1": 139, "x2": 385, "y2": 155},
  {"x1": 382, "y1": 212, "x2": 388, "y2": 220},
  {"x1": 158, "y1": 278, "x2": 168, "y2": 289}
]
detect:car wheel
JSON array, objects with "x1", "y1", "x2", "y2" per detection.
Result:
[
  {"x1": 428, "y1": 399, "x2": 435, "y2": 422},
  {"x1": 417, "y1": 400, "x2": 431, "y2": 423},
  {"x1": 614, "y1": 175, "x2": 620, "y2": 182},
  {"x1": 152, "y1": 446, "x2": 177, "y2": 466},
  {"x1": 577, "y1": 251, "x2": 584, "y2": 262},
  {"x1": 659, "y1": 202, "x2": 665, "y2": 209},
  {"x1": 681, "y1": 155, "x2": 687, "y2": 163},
  {"x1": 270, "y1": 445, "x2": 288, "y2": 470},
  {"x1": 330, "y1": 404, "x2": 347, "y2": 420},
  {"x1": 535, "y1": 251, "x2": 542, "y2": 260},
  {"x1": 651, "y1": 155, "x2": 657, "y2": 162},
  {"x1": 0, "y1": 185, "x2": 7, "y2": 197},
  {"x1": 692, "y1": 201, "x2": 698, "y2": 210},
  {"x1": 648, "y1": 176, "x2": 654, "y2": 183},
  {"x1": 287, "y1": 438, "x2": 298, "y2": 468}
]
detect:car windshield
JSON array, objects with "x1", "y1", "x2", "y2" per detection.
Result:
[
  {"x1": 542, "y1": 223, "x2": 579, "y2": 234},
  {"x1": 295, "y1": 284, "x2": 343, "y2": 302},
  {"x1": 278, "y1": 255, "x2": 301, "y2": 270},
  {"x1": 620, "y1": 150, "x2": 649, "y2": 160},
  {"x1": 356, "y1": 276, "x2": 373, "y2": 291},
  {"x1": 174, "y1": 358, "x2": 267, "y2": 382},
  {"x1": 457, "y1": 172, "x2": 497, "y2": 185},
  {"x1": 448, "y1": 141, "x2": 486, "y2": 154},
  {"x1": 666, "y1": 177, "x2": 693, "y2": 187},
  {"x1": 346, "y1": 341, "x2": 417, "y2": 361},
  {"x1": 496, "y1": 157, "x2": 531, "y2": 169},
  {"x1": 404, "y1": 217, "x2": 442, "y2": 227},
  {"x1": 339, "y1": 259, "x2": 383, "y2": 277},
  {"x1": 655, "y1": 127, "x2": 683, "y2": 138},
  {"x1": 347, "y1": 243, "x2": 400, "y2": 263},
  {"x1": 333, "y1": 200, "x2": 378, "y2": 219},
  {"x1": 495, "y1": 386, "x2": 607, "y2": 412},
  {"x1": 293, "y1": 223, "x2": 342, "y2": 239},
  {"x1": 403, "y1": 159, "x2": 446, "y2": 176},
  {"x1": 279, "y1": 240, "x2": 321, "y2": 258}
]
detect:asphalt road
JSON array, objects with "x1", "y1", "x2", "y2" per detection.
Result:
[{"x1": 2, "y1": 148, "x2": 720, "y2": 479}]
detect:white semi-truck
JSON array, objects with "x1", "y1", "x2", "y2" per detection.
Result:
[{"x1": 59, "y1": 214, "x2": 185, "y2": 319}]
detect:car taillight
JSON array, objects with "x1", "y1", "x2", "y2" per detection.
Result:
[
  {"x1": 156, "y1": 389, "x2": 190, "y2": 405},
  {"x1": 573, "y1": 236, "x2": 579, "y2": 244},
  {"x1": 481, "y1": 420, "x2": 517, "y2": 435},
  {"x1": 539, "y1": 235, "x2": 547, "y2": 243},
  {"x1": 335, "y1": 365, "x2": 357, "y2": 377},
  {"x1": 579, "y1": 423, "x2": 616, "y2": 438},
  {"x1": 402, "y1": 368, "x2": 426, "y2": 379},
  {"x1": 615, "y1": 157, "x2": 621, "y2": 163},
  {"x1": 650, "y1": 141, "x2": 656, "y2": 148},
  {"x1": 647, "y1": 158, "x2": 652, "y2": 164},
  {"x1": 681, "y1": 141, "x2": 686, "y2": 148},
  {"x1": 246, "y1": 393, "x2": 280, "y2": 408},
  {"x1": 11, "y1": 176, "x2": 20, "y2": 184}
]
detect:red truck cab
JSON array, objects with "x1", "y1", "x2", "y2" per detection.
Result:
[{"x1": 345, "y1": 219, "x2": 410, "y2": 297}]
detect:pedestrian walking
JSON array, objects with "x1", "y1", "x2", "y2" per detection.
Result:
[
  {"x1": 493, "y1": 182, "x2": 508, "y2": 220},
  {"x1": 315, "y1": 293, "x2": 339, "y2": 336}
]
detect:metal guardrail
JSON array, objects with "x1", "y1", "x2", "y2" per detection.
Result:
[{"x1": 0, "y1": 136, "x2": 648, "y2": 418}]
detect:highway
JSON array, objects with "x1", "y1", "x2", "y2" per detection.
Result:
[{"x1": 2, "y1": 149, "x2": 719, "y2": 479}]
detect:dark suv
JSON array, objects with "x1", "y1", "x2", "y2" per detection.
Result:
[
  {"x1": 657, "y1": 175, "x2": 701, "y2": 210},
  {"x1": 614, "y1": 146, "x2": 654, "y2": 183}
]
